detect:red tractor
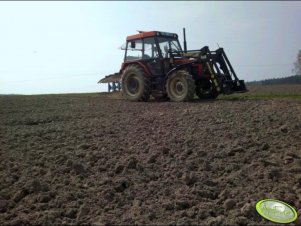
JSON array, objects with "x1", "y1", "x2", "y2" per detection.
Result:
[{"x1": 100, "y1": 28, "x2": 247, "y2": 101}]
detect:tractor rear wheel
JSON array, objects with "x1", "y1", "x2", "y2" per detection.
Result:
[
  {"x1": 121, "y1": 65, "x2": 151, "y2": 101},
  {"x1": 166, "y1": 70, "x2": 195, "y2": 102},
  {"x1": 195, "y1": 79, "x2": 218, "y2": 99}
]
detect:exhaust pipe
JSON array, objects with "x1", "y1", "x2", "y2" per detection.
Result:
[{"x1": 183, "y1": 27, "x2": 187, "y2": 53}]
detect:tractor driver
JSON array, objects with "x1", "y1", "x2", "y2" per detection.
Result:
[{"x1": 164, "y1": 45, "x2": 170, "y2": 58}]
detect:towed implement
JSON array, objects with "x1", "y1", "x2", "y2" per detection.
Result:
[{"x1": 98, "y1": 28, "x2": 247, "y2": 101}]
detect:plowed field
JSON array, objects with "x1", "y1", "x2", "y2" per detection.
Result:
[{"x1": 1, "y1": 85, "x2": 301, "y2": 225}]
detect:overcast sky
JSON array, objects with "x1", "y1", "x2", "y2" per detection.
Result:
[{"x1": 0, "y1": 1, "x2": 300, "y2": 94}]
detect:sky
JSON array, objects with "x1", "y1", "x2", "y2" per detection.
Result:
[{"x1": 0, "y1": 1, "x2": 300, "y2": 95}]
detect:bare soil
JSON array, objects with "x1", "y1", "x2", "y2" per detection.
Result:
[{"x1": 1, "y1": 88, "x2": 301, "y2": 225}]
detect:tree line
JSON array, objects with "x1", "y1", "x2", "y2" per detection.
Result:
[{"x1": 246, "y1": 75, "x2": 301, "y2": 85}]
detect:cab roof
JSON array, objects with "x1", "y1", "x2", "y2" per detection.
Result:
[{"x1": 126, "y1": 31, "x2": 178, "y2": 41}]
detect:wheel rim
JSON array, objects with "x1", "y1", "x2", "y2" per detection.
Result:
[
  {"x1": 170, "y1": 77, "x2": 187, "y2": 98},
  {"x1": 176, "y1": 82, "x2": 184, "y2": 92},
  {"x1": 126, "y1": 74, "x2": 139, "y2": 95}
]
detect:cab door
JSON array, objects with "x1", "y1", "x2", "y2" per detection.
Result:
[{"x1": 143, "y1": 37, "x2": 164, "y2": 77}]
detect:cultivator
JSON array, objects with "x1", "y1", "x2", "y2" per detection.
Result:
[
  {"x1": 98, "y1": 28, "x2": 247, "y2": 101},
  {"x1": 99, "y1": 73, "x2": 121, "y2": 92}
]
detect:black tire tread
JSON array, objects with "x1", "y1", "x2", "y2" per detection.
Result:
[{"x1": 121, "y1": 64, "x2": 151, "y2": 101}]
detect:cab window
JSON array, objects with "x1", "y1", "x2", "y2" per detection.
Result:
[
  {"x1": 125, "y1": 40, "x2": 143, "y2": 61},
  {"x1": 143, "y1": 37, "x2": 159, "y2": 59}
]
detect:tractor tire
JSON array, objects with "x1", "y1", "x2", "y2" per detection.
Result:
[
  {"x1": 121, "y1": 65, "x2": 151, "y2": 101},
  {"x1": 195, "y1": 79, "x2": 219, "y2": 100},
  {"x1": 166, "y1": 70, "x2": 195, "y2": 102}
]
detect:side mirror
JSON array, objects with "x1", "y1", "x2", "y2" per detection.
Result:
[{"x1": 130, "y1": 41, "x2": 136, "y2": 49}]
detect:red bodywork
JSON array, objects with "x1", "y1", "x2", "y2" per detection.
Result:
[
  {"x1": 174, "y1": 59, "x2": 203, "y2": 77},
  {"x1": 120, "y1": 58, "x2": 204, "y2": 78}
]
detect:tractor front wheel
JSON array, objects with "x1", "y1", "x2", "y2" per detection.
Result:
[
  {"x1": 166, "y1": 70, "x2": 195, "y2": 102},
  {"x1": 121, "y1": 65, "x2": 151, "y2": 101}
]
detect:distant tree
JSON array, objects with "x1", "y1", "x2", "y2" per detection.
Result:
[
  {"x1": 293, "y1": 50, "x2": 301, "y2": 75},
  {"x1": 246, "y1": 75, "x2": 301, "y2": 85}
]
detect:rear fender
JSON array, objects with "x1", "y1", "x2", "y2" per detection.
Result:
[{"x1": 120, "y1": 62, "x2": 152, "y2": 76}]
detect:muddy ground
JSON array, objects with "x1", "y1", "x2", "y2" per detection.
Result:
[{"x1": 1, "y1": 87, "x2": 301, "y2": 225}]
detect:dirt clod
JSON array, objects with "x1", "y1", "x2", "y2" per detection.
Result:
[
  {"x1": 77, "y1": 204, "x2": 90, "y2": 220},
  {"x1": 127, "y1": 157, "x2": 138, "y2": 169},
  {"x1": 175, "y1": 200, "x2": 191, "y2": 210},
  {"x1": 72, "y1": 162, "x2": 86, "y2": 175},
  {"x1": 12, "y1": 189, "x2": 28, "y2": 203},
  {"x1": 64, "y1": 209, "x2": 77, "y2": 219},
  {"x1": 0, "y1": 200, "x2": 9, "y2": 213},
  {"x1": 235, "y1": 216, "x2": 248, "y2": 226},
  {"x1": 147, "y1": 154, "x2": 157, "y2": 164},
  {"x1": 280, "y1": 125, "x2": 288, "y2": 133},
  {"x1": 261, "y1": 142, "x2": 270, "y2": 150},
  {"x1": 240, "y1": 202, "x2": 256, "y2": 218},
  {"x1": 182, "y1": 172, "x2": 197, "y2": 186},
  {"x1": 37, "y1": 194, "x2": 51, "y2": 203},
  {"x1": 206, "y1": 215, "x2": 225, "y2": 226},
  {"x1": 114, "y1": 164, "x2": 124, "y2": 174},
  {"x1": 223, "y1": 199, "x2": 236, "y2": 211},
  {"x1": 114, "y1": 179, "x2": 129, "y2": 192}
]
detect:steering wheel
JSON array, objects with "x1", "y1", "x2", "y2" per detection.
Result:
[{"x1": 143, "y1": 54, "x2": 151, "y2": 59}]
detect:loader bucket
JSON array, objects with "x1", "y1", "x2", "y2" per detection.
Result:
[
  {"x1": 232, "y1": 80, "x2": 248, "y2": 93},
  {"x1": 222, "y1": 79, "x2": 248, "y2": 94}
]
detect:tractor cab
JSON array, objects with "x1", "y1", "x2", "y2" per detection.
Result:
[
  {"x1": 120, "y1": 31, "x2": 188, "y2": 91},
  {"x1": 123, "y1": 31, "x2": 183, "y2": 62}
]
